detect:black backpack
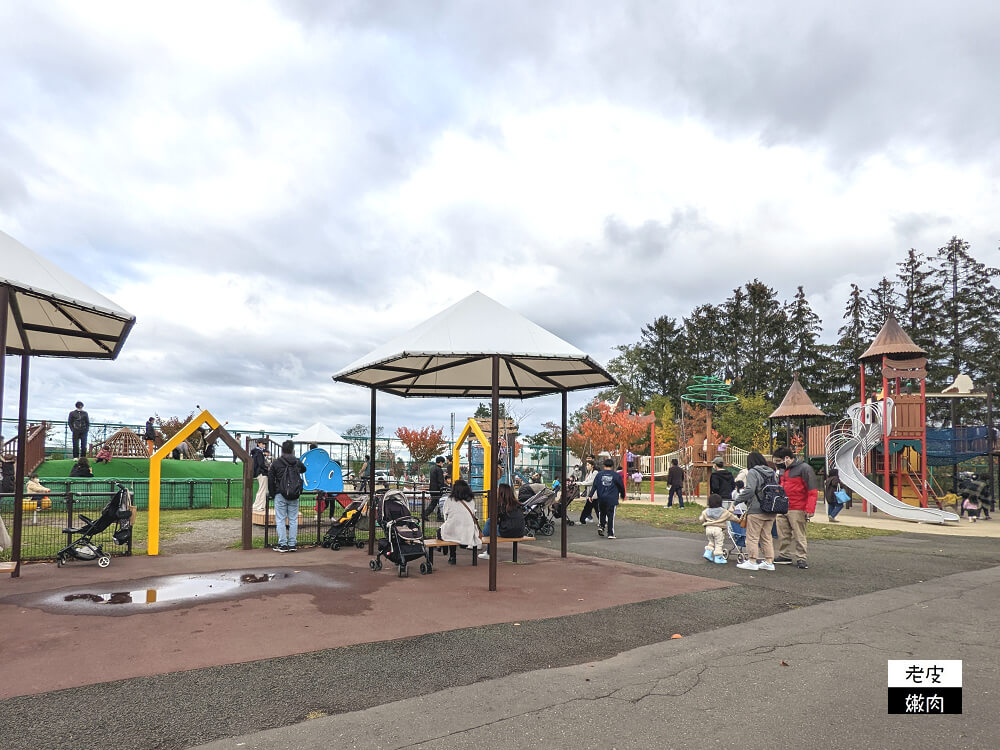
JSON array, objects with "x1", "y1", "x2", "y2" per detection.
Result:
[
  {"x1": 754, "y1": 468, "x2": 789, "y2": 514},
  {"x1": 277, "y1": 461, "x2": 304, "y2": 500}
]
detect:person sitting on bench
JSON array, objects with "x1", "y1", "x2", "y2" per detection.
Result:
[
  {"x1": 438, "y1": 479, "x2": 481, "y2": 563},
  {"x1": 480, "y1": 483, "x2": 525, "y2": 560}
]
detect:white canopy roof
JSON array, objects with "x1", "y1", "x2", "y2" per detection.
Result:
[
  {"x1": 333, "y1": 291, "x2": 615, "y2": 399},
  {"x1": 291, "y1": 422, "x2": 349, "y2": 444},
  {"x1": 1, "y1": 230, "x2": 135, "y2": 359}
]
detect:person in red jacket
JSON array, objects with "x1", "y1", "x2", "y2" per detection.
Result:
[{"x1": 773, "y1": 446, "x2": 818, "y2": 569}]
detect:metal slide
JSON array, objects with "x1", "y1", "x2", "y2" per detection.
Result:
[{"x1": 826, "y1": 400, "x2": 959, "y2": 524}]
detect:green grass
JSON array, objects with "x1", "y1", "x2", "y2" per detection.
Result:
[{"x1": 617, "y1": 503, "x2": 900, "y2": 540}]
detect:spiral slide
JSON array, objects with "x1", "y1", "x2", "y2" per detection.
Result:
[{"x1": 828, "y1": 400, "x2": 959, "y2": 524}]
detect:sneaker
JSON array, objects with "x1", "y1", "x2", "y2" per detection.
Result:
[
  {"x1": 597, "y1": 527, "x2": 605, "y2": 537},
  {"x1": 275, "y1": 544, "x2": 290, "y2": 553},
  {"x1": 713, "y1": 555, "x2": 727, "y2": 564},
  {"x1": 758, "y1": 561, "x2": 775, "y2": 571},
  {"x1": 287, "y1": 545, "x2": 297, "y2": 552},
  {"x1": 579, "y1": 518, "x2": 590, "y2": 525},
  {"x1": 607, "y1": 534, "x2": 616, "y2": 539},
  {"x1": 703, "y1": 549, "x2": 714, "y2": 561},
  {"x1": 796, "y1": 560, "x2": 808, "y2": 569},
  {"x1": 828, "y1": 518, "x2": 839, "y2": 523},
  {"x1": 736, "y1": 560, "x2": 759, "y2": 571},
  {"x1": 478, "y1": 552, "x2": 490, "y2": 559},
  {"x1": 774, "y1": 557, "x2": 794, "y2": 565}
]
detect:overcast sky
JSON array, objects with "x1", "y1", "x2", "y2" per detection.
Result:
[{"x1": 2, "y1": 0, "x2": 1000, "y2": 439}]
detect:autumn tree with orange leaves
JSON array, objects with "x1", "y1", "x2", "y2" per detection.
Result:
[
  {"x1": 568, "y1": 400, "x2": 648, "y2": 460},
  {"x1": 395, "y1": 425, "x2": 448, "y2": 468}
]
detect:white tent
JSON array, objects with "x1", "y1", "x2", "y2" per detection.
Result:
[
  {"x1": 334, "y1": 291, "x2": 614, "y2": 398},
  {"x1": 1, "y1": 230, "x2": 135, "y2": 359},
  {"x1": 333, "y1": 291, "x2": 615, "y2": 591},
  {"x1": 291, "y1": 422, "x2": 349, "y2": 445}
]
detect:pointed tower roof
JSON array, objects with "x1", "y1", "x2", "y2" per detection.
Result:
[
  {"x1": 769, "y1": 373, "x2": 826, "y2": 418},
  {"x1": 859, "y1": 314, "x2": 926, "y2": 363}
]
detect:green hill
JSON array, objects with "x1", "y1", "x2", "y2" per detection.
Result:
[{"x1": 36, "y1": 458, "x2": 245, "y2": 480}]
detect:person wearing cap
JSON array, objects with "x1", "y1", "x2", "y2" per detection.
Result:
[
  {"x1": 143, "y1": 417, "x2": 157, "y2": 456},
  {"x1": 68, "y1": 401, "x2": 90, "y2": 458},
  {"x1": 422, "y1": 456, "x2": 448, "y2": 521},
  {"x1": 709, "y1": 456, "x2": 736, "y2": 501}
]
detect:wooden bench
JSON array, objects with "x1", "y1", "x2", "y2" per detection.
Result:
[{"x1": 424, "y1": 536, "x2": 536, "y2": 565}]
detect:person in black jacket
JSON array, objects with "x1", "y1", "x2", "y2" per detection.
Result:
[
  {"x1": 69, "y1": 456, "x2": 93, "y2": 478},
  {"x1": 143, "y1": 417, "x2": 156, "y2": 456},
  {"x1": 709, "y1": 457, "x2": 735, "y2": 500},
  {"x1": 267, "y1": 440, "x2": 306, "y2": 552},
  {"x1": 666, "y1": 458, "x2": 685, "y2": 508},
  {"x1": 587, "y1": 458, "x2": 626, "y2": 538},
  {"x1": 68, "y1": 401, "x2": 90, "y2": 458},
  {"x1": 250, "y1": 439, "x2": 269, "y2": 512},
  {"x1": 422, "y1": 456, "x2": 447, "y2": 521},
  {"x1": 479, "y1": 483, "x2": 525, "y2": 559}
]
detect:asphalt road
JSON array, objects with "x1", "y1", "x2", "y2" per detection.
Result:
[{"x1": 2, "y1": 519, "x2": 998, "y2": 750}]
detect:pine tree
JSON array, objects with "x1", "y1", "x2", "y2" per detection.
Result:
[
  {"x1": 863, "y1": 277, "x2": 899, "y2": 342},
  {"x1": 681, "y1": 303, "x2": 721, "y2": 381},
  {"x1": 739, "y1": 280, "x2": 788, "y2": 401},
  {"x1": 896, "y1": 248, "x2": 946, "y2": 391},
  {"x1": 784, "y1": 286, "x2": 827, "y2": 406},
  {"x1": 830, "y1": 284, "x2": 868, "y2": 417},
  {"x1": 635, "y1": 316, "x2": 686, "y2": 411},
  {"x1": 719, "y1": 285, "x2": 749, "y2": 386}
]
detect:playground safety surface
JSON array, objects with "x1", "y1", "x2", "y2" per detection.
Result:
[{"x1": 0, "y1": 544, "x2": 731, "y2": 700}]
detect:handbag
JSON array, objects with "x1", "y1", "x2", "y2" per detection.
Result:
[
  {"x1": 738, "y1": 512, "x2": 749, "y2": 529},
  {"x1": 834, "y1": 489, "x2": 850, "y2": 504}
]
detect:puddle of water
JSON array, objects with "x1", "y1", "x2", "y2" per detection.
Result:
[{"x1": 60, "y1": 571, "x2": 291, "y2": 606}]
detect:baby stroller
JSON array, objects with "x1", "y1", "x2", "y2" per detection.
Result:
[
  {"x1": 721, "y1": 503, "x2": 747, "y2": 563},
  {"x1": 369, "y1": 489, "x2": 433, "y2": 577},
  {"x1": 551, "y1": 478, "x2": 579, "y2": 526},
  {"x1": 321, "y1": 497, "x2": 368, "y2": 550},
  {"x1": 522, "y1": 486, "x2": 559, "y2": 536},
  {"x1": 57, "y1": 483, "x2": 133, "y2": 568}
]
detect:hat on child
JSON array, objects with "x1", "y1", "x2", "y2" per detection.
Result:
[{"x1": 712, "y1": 457, "x2": 724, "y2": 467}]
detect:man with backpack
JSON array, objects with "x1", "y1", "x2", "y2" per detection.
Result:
[
  {"x1": 267, "y1": 440, "x2": 306, "y2": 552},
  {"x1": 68, "y1": 401, "x2": 90, "y2": 458},
  {"x1": 772, "y1": 446, "x2": 818, "y2": 569},
  {"x1": 587, "y1": 458, "x2": 626, "y2": 539}
]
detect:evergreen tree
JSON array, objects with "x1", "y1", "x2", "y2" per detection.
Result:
[
  {"x1": 719, "y1": 285, "x2": 749, "y2": 386},
  {"x1": 739, "y1": 280, "x2": 788, "y2": 401},
  {"x1": 896, "y1": 248, "x2": 945, "y2": 383},
  {"x1": 681, "y1": 303, "x2": 721, "y2": 381},
  {"x1": 635, "y1": 316, "x2": 686, "y2": 411},
  {"x1": 863, "y1": 276, "x2": 899, "y2": 342},
  {"x1": 829, "y1": 284, "x2": 868, "y2": 417},
  {"x1": 783, "y1": 286, "x2": 826, "y2": 405},
  {"x1": 601, "y1": 344, "x2": 647, "y2": 411}
]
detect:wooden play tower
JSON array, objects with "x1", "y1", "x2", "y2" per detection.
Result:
[
  {"x1": 769, "y1": 373, "x2": 825, "y2": 457},
  {"x1": 859, "y1": 315, "x2": 930, "y2": 508}
]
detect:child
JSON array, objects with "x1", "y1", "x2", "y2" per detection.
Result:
[
  {"x1": 962, "y1": 493, "x2": 981, "y2": 523},
  {"x1": 94, "y1": 445, "x2": 113, "y2": 464},
  {"x1": 699, "y1": 493, "x2": 738, "y2": 564}
]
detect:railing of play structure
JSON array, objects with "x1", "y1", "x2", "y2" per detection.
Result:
[
  {"x1": 1, "y1": 423, "x2": 48, "y2": 476},
  {"x1": 639, "y1": 444, "x2": 749, "y2": 476}
]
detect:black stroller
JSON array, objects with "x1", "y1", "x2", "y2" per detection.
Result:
[
  {"x1": 552, "y1": 478, "x2": 579, "y2": 527},
  {"x1": 57, "y1": 484, "x2": 134, "y2": 568},
  {"x1": 321, "y1": 497, "x2": 368, "y2": 550},
  {"x1": 369, "y1": 489, "x2": 433, "y2": 577},
  {"x1": 522, "y1": 486, "x2": 559, "y2": 536}
]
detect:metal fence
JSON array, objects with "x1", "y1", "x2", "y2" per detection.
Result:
[{"x1": 1, "y1": 489, "x2": 133, "y2": 563}]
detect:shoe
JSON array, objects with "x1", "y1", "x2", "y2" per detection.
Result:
[
  {"x1": 713, "y1": 555, "x2": 727, "y2": 564},
  {"x1": 969, "y1": 517, "x2": 975, "y2": 523},
  {"x1": 607, "y1": 534, "x2": 616, "y2": 539},
  {"x1": 597, "y1": 528, "x2": 605, "y2": 536},
  {"x1": 478, "y1": 552, "x2": 490, "y2": 559},
  {"x1": 736, "y1": 560, "x2": 759, "y2": 571},
  {"x1": 774, "y1": 557, "x2": 794, "y2": 565},
  {"x1": 579, "y1": 518, "x2": 589, "y2": 525},
  {"x1": 796, "y1": 560, "x2": 808, "y2": 569},
  {"x1": 758, "y1": 561, "x2": 775, "y2": 571},
  {"x1": 287, "y1": 545, "x2": 297, "y2": 552},
  {"x1": 703, "y1": 549, "x2": 714, "y2": 560},
  {"x1": 828, "y1": 518, "x2": 839, "y2": 523},
  {"x1": 275, "y1": 544, "x2": 290, "y2": 553}
]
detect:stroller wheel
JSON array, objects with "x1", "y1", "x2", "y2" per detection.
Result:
[
  {"x1": 420, "y1": 562, "x2": 428, "y2": 575},
  {"x1": 321, "y1": 541, "x2": 330, "y2": 548},
  {"x1": 398, "y1": 566, "x2": 408, "y2": 578},
  {"x1": 541, "y1": 522, "x2": 555, "y2": 536},
  {"x1": 737, "y1": 553, "x2": 747, "y2": 564},
  {"x1": 721, "y1": 549, "x2": 730, "y2": 559},
  {"x1": 56, "y1": 556, "x2": 65, "y2": 568},
  {"x1": 356, "y1": 541, "x2": 365, "y2": 549},
  {"x1": 369, "y1": 559, "x2": 378, "y2": 571},
  {"x1": 332, "y1": 542, "x2": 341, "y2": 551},
  {"x1": 97, "y1": 555, "x2": 111, "y2": 568}
]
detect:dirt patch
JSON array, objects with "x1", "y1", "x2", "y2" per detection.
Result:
[{"x1": 160, "y1": 518, "x2": 243, "y2": 554}]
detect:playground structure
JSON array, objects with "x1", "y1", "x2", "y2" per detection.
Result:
[
  {"x1": 769, "y1": 374, "x2": 826, "y2": 457},
  {"x1": 92, "y1": 426, "x2": 148, "y2": 458},
  {"x1": 452, "y1": 418, "x2": 492, "y2": 520},
  {"x1": 147, "y1": 410, "x2": 252, "y2": 555},
  {"x1": 822, "y1": 315, "x2": 994, "y2": 523}
]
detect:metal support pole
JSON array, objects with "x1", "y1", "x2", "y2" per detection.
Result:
[
  {"x1": 11, "y1": 355, "x2": 29, "y2": 578},
  {"x1": 920, "y1": 377, "x2": 928, "y2": 508},
  {"x1": 882, "y1": 356, "x2": 890, "y2": 494},
  {"x1": 489, "y1": 355, "x2": 499, "y2": 591},
  {"x1": 367, "y1": 387, "x2": 377, "y2": 556},
  {"x1": 650, "y1": 410, "x2": 655, "y2": 504},
  {"x1": 0, "y1": 285, "x2": 8, "y2": 432},
  {"x1": 860, "y1": 362, "x2": 867, "y2": 512},
  {"x1": 560, "y1": 390, "x2": 568, "y2": 559}
]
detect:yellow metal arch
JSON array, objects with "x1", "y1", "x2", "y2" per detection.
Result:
[
  {"x1": 452, "y1": 418, "x2": 491, "y2": 519},
  {"x1": 147, "y1": 410, "x2": 221, "y2": 556}
]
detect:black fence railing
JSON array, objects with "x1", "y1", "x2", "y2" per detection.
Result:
[{"x1": 1, "y1": 490, "x2": 133, "y2": 563}]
